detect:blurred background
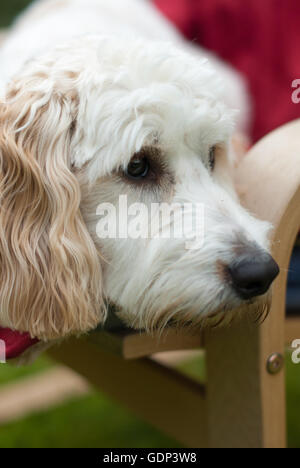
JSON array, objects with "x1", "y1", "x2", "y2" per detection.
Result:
[{"x1": 0, "y1": 0, "x2": 299, "y2": 448}]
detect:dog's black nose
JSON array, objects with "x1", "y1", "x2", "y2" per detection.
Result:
[{"x1": 228, "y1": 252, "x2": 279, "y2": 299}]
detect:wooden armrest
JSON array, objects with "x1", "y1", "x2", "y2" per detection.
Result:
[
  {"x1": 236, "y1": 119, "x2": 300, "y2": 261},
  {"x1": 237, "y1": 120, "x2": 300, "y2": 349}
]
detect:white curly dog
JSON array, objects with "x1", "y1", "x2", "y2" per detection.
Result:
[{"x1": 0, "y1": 0, "x2": 279, "y2": 359}]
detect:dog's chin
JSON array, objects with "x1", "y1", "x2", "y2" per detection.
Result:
[
  {"x1": 195, "y1": 293, "x2": 271, "y2": 331},
  {"x1": 114, "y1": 292, "x2": 271, "y2": 336}
]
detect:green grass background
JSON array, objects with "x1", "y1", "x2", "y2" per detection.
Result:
[
  {"x1": 0, "y1": 354, "x2": 202, "y2": 448},
  {"x1": 0, "y1": 0, "x2": 300, "y2": 448},
  {"x1": 0, "y1": 358, "x2": 180, "y2": 448},
  {"x1": 0, "y1": 351, "x2": 300, "y2": 448}
]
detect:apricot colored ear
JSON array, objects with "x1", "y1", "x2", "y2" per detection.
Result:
[{"x1": 0, "y1": 77, "x2": 105, "y2": 340}]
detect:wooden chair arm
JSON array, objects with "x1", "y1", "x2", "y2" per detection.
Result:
[
  {"x1": 203, "y1": 120, "x2": 300, "y2": 448},
  {"x1": 236, "y1": 119, "x2": 300, "y2": 264},
  {"x1": 237, "y1": 120, "x2": 300, "y2": 347}
]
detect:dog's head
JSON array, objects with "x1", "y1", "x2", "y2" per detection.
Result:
[{"x1": 0, "y1": 36, "x2": 279, "y2": 347}]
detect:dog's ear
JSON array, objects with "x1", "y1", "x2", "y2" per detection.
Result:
[{"x1": 0, "y1": 75, "x2": 105, "y2": 340}]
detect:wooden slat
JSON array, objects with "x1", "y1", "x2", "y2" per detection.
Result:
[
  {"x1": 206, "y1": 322, "x2": 263, "y2": 448},
  {"x1": 49, "y1": 336, "x2": 208, "y2": 448},
  {"x1": 87, "y1": 313, "x2": 300, "y2": 362},
  {"x1": 89, "y1": 328, "x2": 204, "y2": 359}
]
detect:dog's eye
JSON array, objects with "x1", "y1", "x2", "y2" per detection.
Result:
[
  {"x1": 126, "y1": 157, "x2": 149, "y2": 179},
  {"x1": 209, "y1": 146, "x2": 216, "y2": 171}
]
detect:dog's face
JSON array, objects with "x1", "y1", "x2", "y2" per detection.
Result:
[{"x1": 0, "y1": 36, "x2": 279, "y2": 340}]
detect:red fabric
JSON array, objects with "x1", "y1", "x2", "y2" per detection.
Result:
[
  {"x1": 0, "y1": 327, "x2": 38, "y2": 360},
  {"x1": 153, "y1": 0, "x2": 300, "y2": 142}
]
